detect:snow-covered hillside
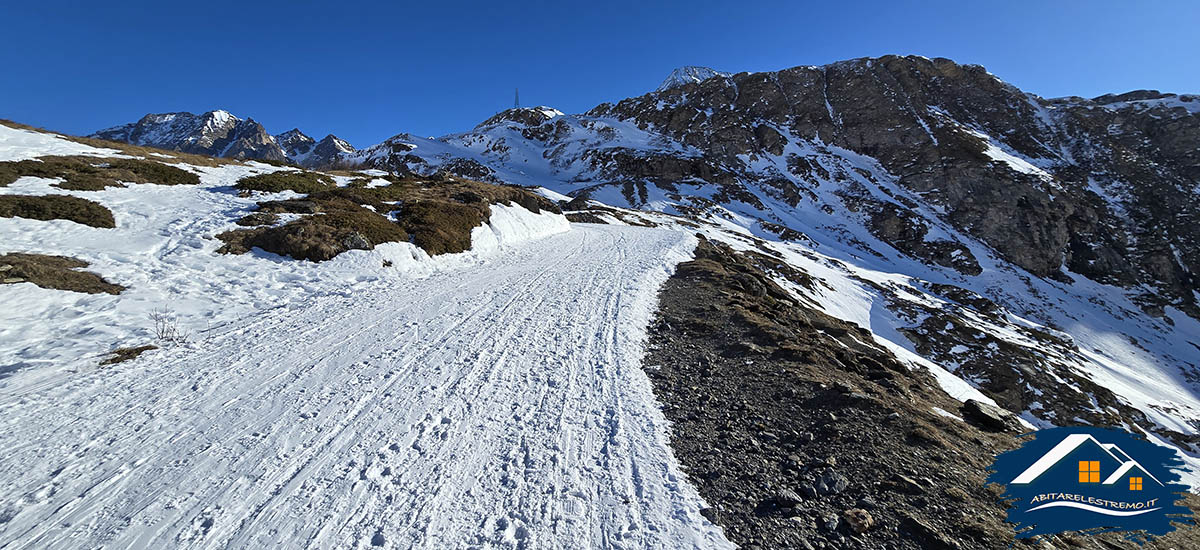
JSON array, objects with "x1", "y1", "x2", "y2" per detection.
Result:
[
  {"x1": 0, "y1": 123, "x2": 736, "y2": 548},
  {"x1": 0, "y1": 123, "x2": 568, "y2": 386}
]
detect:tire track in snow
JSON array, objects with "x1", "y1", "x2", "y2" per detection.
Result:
[{"x1": 0, "y1": 225, "x2": 731, "y2": 550}]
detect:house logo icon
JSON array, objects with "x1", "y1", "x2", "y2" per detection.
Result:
[{"x1": 987, "y1": 427, "x2": 1192, "y2": 542}]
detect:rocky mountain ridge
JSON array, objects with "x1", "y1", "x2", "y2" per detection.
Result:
[
  {"x1": 90, "y1": 57, "x2": 1200, "y2": 465},
  {"x1": 656, "y1": 65, "x2": 731, "y2": 92},
  {"x1": 91, "y1": 110, "x2": 354, "y2": 168}
]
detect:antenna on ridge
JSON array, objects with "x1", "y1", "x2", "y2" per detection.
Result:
[{"x1": 514, "y1": 88, "x2": 520, "y2": 110}]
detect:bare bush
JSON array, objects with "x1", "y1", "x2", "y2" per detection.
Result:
[{"x1": 150, "y1": 309, "x2": 190, "y2": 344}]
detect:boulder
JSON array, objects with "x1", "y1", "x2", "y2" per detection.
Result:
[{"x1": 961, "y1": 399, "x2": 1023, "y2": 432}]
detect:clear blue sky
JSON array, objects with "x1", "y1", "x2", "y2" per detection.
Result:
[{"x1": 3, "y1": 1, "x2": 1198, "y2": 146}]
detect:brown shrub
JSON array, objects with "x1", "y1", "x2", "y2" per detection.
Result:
[
  {"x1": 256, "y1": 199, "x2": 321, "y2": 214},
  {"x1": 235, "y1": 212, "x2": 279, "y2": 226},
  {"x1": 100, "y1": 345, "x2": 157, "y2": 365},
  {"x1": 0, "y1": 253, "x2": 125, "y2": 294},
  {"x1": 905, "y1": 422, "x2": 949, "y2": 448},
  {"x1": 104, "y1": 158, "x2": 201, "y2": 185},
  {"x1": 384, "y1": 178, "x2": 557, "y2": 255},
  {"x1": 0, "y1": 156, "x2": 198, "y2": 190},
  {"x1": 565, "y1": 211, "x2": 609, "y2": 224},
  {"x1": 399, "y1": 200, "x2": 485, "y2": 255},
  {"x1": 219, "y1": 173, "x2": 559, "y2": 261},
  {"x1": 0, "y1": 158, "x2": 84, "y2": 187},
  {"x1": 217, "y1": 200, "x2": 408, "y2": 262},
  {"x1": 307, "y1": 187, "x2": 399, "y2": 213},
  {"x1": 234, "y1": 171, "x2": 333, "y2": 194},
  {"x1": 0, "y1": 195, "x2": 116, "y2": 228},
  {"x1": 0, "y1": 157, "x2": 121, "y2": 189}
]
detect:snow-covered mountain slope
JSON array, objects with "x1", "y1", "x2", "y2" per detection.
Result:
[
  {"x1": 0, "y1": 224, "x2": 730, "y2": 549},
  {"x1": 275, "y1": 128, "x2": 358, "y2": 168},
  {"x1": 91, "y1": 111, "x2": 355, "y2": 168},
  {"x1": 275, "y1": 128, "x2": 316, "y2": 159},
  {"x1": 310, "y1": 57, "x2": 1200, "y2": 471},
  {"x1": 656, "y1": 66, "x2": 731, "y2": 92},
  {"x1": 77, "y1": 54, "x2": 1200, "y2": 489},
  {"x1": 93, "y1": 110, "x2": 290, "y2": 162}
]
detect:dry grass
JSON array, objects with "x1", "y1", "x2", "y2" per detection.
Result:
[
  {"x1": 0, "y1": 156, "x2": 199, "y2": 190},
  {"x1": 349, "y1": 177, "x2": 558, "y2": 255},
  {"x1": 0, "y1": 195, "x2": 116, "y2": 228},
  {"x1": 234, "y1": 212, "x2": 279, "y2": 226},
  {"x1": 234, "y1": 171, "x2": 334, "y2": 194},
  {"x1": 0, "y1": 253, "x2": 125, "y2": 294},
  {"x1": 105, "y1": 158, "x2": 201, "y2": 185},
  {"x1": 0, "y1": 119, "x2": 47, "y2": 133},
  {"x1": 398, "y1": 200, "x2": 484, "y2": 255},
  {"x1": 565, "y1": 211, "x2": 609, "y2": 224},
  {"x1": 100, "y1": 345, "x2": 157, "y2": 365},
  {"x1": 217, "y1": 195, "x2": 409, "y2": 262},
  {"x1": 218, "y1": 173, "x2": 558, "y2": 261}
]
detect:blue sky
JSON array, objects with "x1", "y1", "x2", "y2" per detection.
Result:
[{"x1": 3, "y1": 1, "x2": 1198, "y2": 146}]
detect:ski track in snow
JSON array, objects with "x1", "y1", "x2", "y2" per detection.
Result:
[{"x1": 0, "y1": 225, "x2": 731, "y2": 550}]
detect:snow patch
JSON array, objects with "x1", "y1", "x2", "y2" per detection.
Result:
[{"x1": 0, "y1": 125, "x2": 122, "y2": 162}]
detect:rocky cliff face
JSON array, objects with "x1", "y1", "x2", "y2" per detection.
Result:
[
  {"x1": 591, "y1": 56, "x2": 1200, "y2": 318},
  {"x1": 272, "y1": 129, "x2": 356, "y2": 168},
  {"x1": 93, "y1": 110, "x2": 290, "y2": 162},
  {"x1": 275, "y1": 128, "x2": 315, "y2": 160}
]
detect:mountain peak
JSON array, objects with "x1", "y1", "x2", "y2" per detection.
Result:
[
  {"x1": 476, "y1": 106, "x2": 564, "y2": 129},
  {"x1": 205, "y1": 109, "x2": 236, "y2": 122},
  {"x1": 316, "y1": 134, "x2": 355, "y2": 153},
  {"x1": 276, "y1": 128, "x2": 316, "y2": 159},
  {"x1": 91, "y1": 109, "x2": 285, "y2": 162},
  {"x1": 656, "y1": 66, "x2": 731, "y2": 92},
  {"x1": 277, "y1": 128, "x2": 309, "y2": 140}
]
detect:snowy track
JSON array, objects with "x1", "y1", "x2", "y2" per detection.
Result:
[{"x1": 0, "y1": 225, "x2": 730, "y2": 549}]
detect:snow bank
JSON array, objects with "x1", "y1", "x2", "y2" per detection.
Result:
[{"x1": 325, "y1": 203, "x2": 570, "y2": 277}]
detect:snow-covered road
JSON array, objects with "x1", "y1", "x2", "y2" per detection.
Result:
[{"x1": 0, "y1": 225, "x2": 731, "y2": 550}]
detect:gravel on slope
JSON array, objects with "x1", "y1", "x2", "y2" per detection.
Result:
[{"x1": 643, "y1": 238, "x2": 1200, "y2": 550}]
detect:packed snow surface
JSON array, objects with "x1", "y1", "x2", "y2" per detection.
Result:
[
  {"x1": 0, "y1": 124, "x2": 728, "y2": 548},
  {"x1": 0, "y1": 225, "x2": 730, "y2": 549}
]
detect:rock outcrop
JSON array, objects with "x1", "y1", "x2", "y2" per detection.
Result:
[
  {"x1": 589, "y1": 56, "x2": 1200, "y2": 316},
  {"x1": 94, "y1": 110, "x2": 289, "y2": 162}
]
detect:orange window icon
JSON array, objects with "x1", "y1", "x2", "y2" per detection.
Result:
[
  {"x1": 1078, "y1": 461, "x2": 1100, "y2": 483},
  {"x1": 1130, "y1": 477, "x2": 1143, "y2": 491}
]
